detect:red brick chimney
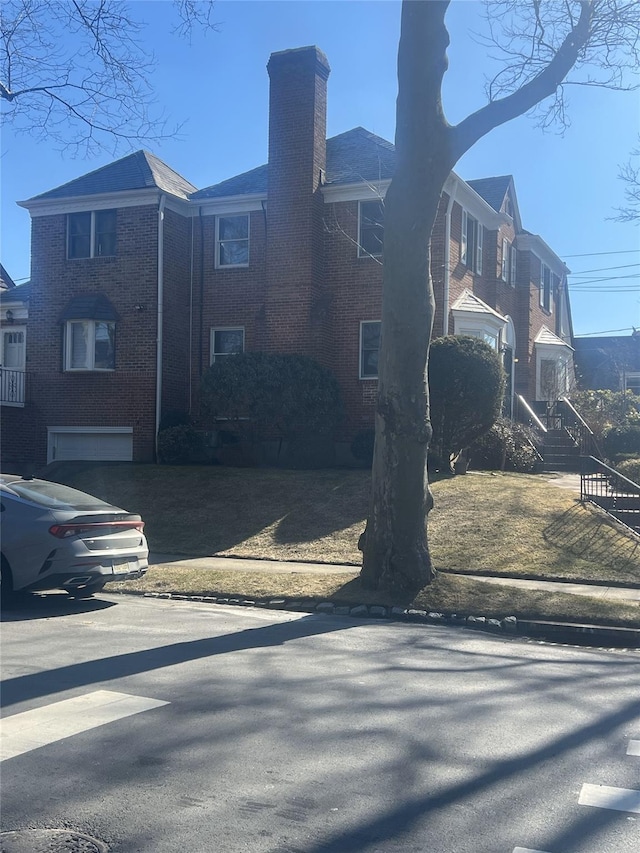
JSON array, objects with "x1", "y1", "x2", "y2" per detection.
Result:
[{"x1": 264, "y1": 46, "x2": 331, "y2": 361}]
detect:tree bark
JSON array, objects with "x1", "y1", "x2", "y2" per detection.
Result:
[
  {"x1": 360, "y1": 0, "x2": 603, "y2": 594},
  {"x1": 360, "y1": 1, "x2": 454, "y2": 594}
]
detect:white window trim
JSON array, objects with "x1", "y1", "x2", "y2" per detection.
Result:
[
  {"x1": 509, "y1": 243, "x2": 517, "y2": 287},
  {"x1": 215, "y1": 214, "x2": 250, "y2": 269},
  {"x1": 539, "y1": 259, "x2": 553, "y2": 313},
  {"x1": 64, "y1": 319, "x2": 115, "y2": 372},
  {"x1": 359, "y1": 320, "x2": 381, "y2": 380},
  {"x1": 501, "y1": 238, "x2": 508, "y2": 281},
  {"x1": 461, "y1": 209, "x2": 468, "y2": 265},
  {"x1": 461, "y1": 209, "x2": 483, "y2": 274},
  {"x1": 209, "y1": 326, "x2": 245, "y2": 364},
  {"x1": 357, "y1": 200, "x2": 384, "y2": 259},
  {"x1": 475, "y1": 222, "x2": 483, "y2": 275},
  {"x1": 67, "y1": 210, "x2": 116, "y2": 260}
]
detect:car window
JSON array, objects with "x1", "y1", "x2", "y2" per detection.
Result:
[{"x1": 2, "y1": 480, "x2": 119, "y2": 511}]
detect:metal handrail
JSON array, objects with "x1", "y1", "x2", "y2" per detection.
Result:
[{"x1": 516, "y1": 394, "x2": 547, "y2": 433}]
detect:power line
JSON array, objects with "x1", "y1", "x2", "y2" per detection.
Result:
[
  {"x1": 561, "y1": 249, "x2": 640, "y2": 258},
  {"x1": 568, "y1": 263, "x2": 640, "y2": 275},
  {"x1": 574, "y1": 328, "x2": 636, "y2": 336}
]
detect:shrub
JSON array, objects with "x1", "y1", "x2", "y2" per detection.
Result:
[
  {"x1": 350, "y1": 430, "x2": 375, "y2": 466},
  {"x1": 615, "y1": 457, "x2": 640, "y2": 485},
  {"x1": 157, "y1": 424, "x2": 206, "y2": 465},
  {"x1": 469, "y1": 417, "x2": 539, "y2": 473},
  {"x1": 569, "y1": 389, "x2": 640, "y2": 442},
  {"x1": 428, "y1": 336, "x2": 505, "y2": 472},
  {"x1": 159, "y1": 409, "x2": 191, "y2": 432},
  {"x1": 200, "y1": 353, "x2": 343, "y2": 462},
  {"x1": 603, "y1": 425, "x2": 640, "y2": 460}
]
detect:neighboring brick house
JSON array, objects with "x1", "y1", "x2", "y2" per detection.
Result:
[
  {"x1": 2, "y1": 45, "x2": 575, "y2": 466},
  {"x1": 574, "y1": 332, "x2": 640, "y2": 394}
]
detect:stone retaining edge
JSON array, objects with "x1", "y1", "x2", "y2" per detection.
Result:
[{"x1": 108, "y1": 589, "x2": 640, "y2": 649}]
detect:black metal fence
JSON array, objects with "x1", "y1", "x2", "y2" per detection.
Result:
[
  {"x1": 0, "y1": 368, "x2": 26, "y2": 405},
  {"x1": 581, "y1": 455, "x2": 640, "y2": 535}
]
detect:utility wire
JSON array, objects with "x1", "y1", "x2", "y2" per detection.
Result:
[{"x1": 561, "y1": 249, "x2": 640, "y2": 258}]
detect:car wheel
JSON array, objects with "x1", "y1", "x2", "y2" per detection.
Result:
[
  {"x1": 1, "y1": 556, "x2": 15, "y2": 607},
  {"x1": 67, "y1": 581, "x2": 106, "y2": 600}
]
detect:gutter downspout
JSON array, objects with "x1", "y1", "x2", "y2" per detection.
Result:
[
  {"x1": 443, "y1": 185, "x2": 456, "y2": 337},
  {"x1": 155, "y1": 194, "x2": 166, "y2": 461}
]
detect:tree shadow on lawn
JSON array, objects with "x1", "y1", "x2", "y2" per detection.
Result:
[{"x1": 45, "y1": 463, "x2": 370, "y2": 558}]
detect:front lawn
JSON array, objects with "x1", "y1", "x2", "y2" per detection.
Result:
[{"x1": 49, "y1": 463, "x2": 640, "y2": 586}]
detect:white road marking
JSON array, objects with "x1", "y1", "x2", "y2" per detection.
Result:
[
  {"x1": 1, "y1": 690, "x2": 168, "y2": 762},
  {"x1": 578, "y1": 783, "x2": 640, "y2": 814},
  {"x1": 627, "y1": 739, "x2": 640, "y2": 756},
  {"x1": 513, "y1": 848, "x2": 553, "y2": 853}
]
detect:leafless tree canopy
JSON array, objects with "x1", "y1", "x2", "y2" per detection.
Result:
[
  {"x1": 0, "y1": 0, "x2": 218, "y2": 155},
  {"x1": 479, "y1": 0, "x2": 640, "y2": 131},
  {"x1": 613, "y1": 142, "x2": 640, "y2": 223}
]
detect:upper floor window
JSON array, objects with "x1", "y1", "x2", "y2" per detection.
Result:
[
  {"x1": 360, "y1": 320, "x2": 381, "y2": 378},
  {"x1": 540, "y1": 261, "x2": 552, "y2": 313},
  {"x1": 461, "y1": 210, "x2": 483, "y2": 275},
  {"x1": 216, "y1": 215, "x2": 249, "y2": 268},
  {"x1": 509, "y1": 243, "x2": 517, "y2": 287},
  {"x1": 501, "y1": 239, "x2": 509, "y2": 281},
  {"x1": 64, "y1": 320, "x2": 115, "y2": 371},
  {"x1": 358, "y1": 201, "x2": 384, "y2": 258},
  {"x1": 210, "y1": 327, "x2": 244, "y2": 363},
  {"x1": 68, "y1": 210, "x2": 117, "y2": 259}
]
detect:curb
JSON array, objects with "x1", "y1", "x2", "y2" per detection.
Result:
[{"x1": 109, "y1": 589, "x2": 640, "y2": 649}]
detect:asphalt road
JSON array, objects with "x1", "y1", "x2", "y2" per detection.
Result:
[{"x1": 1, "y1": 593, "x2": 639, "y2": 853}]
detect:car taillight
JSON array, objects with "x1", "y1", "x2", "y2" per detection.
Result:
[{"x1": 49, "y1": 521, "x2": 145, "y2": 538}]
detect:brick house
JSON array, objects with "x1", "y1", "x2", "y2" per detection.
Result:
[{"x1": 1, "y1": 45, "x2": 575, "y2": 467}]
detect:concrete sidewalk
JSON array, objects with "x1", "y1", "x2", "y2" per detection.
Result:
[{"x1": 149, "y1": 553, "x2": 640, "y2": 601}]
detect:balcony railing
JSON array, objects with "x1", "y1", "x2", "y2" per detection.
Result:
[{"x1": 0, "y1": 368, "x2": 26, "y2": 406}]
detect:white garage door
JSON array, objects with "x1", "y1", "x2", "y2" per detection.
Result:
[{"x1": 48, "y1": 429, "x2": 133, "y2": 463}]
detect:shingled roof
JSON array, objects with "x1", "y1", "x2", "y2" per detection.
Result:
[
  {"x1": 574, "y1": 335, "x2": 640, "y2": 390},
  {"x1": 0, "y1": 263, "x2": 17, "y2": 291},
  {"x1": 466, "y1": 176, "x2": 513, "y2": 213},
  {"x1": 28, "y1": 151, "x2": 197, "y2": 202},
  {"x1": 192, "y1": 127, "x2": 397, "y2": 200}
]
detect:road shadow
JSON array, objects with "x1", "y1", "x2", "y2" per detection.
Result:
[{"x1": 0, "y1": 592, "x2": 116, "y2": 623}]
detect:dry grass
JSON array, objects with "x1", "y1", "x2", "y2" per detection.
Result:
[
  {"x1": 51, "y1": 463, "x2": 640, "y2": 586},
  {"x1": 111, "y1": 567, "x2": 640, "y2": 627}
]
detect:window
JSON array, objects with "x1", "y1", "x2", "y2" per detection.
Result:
[
  {"x1": 624, "y1": 374, "x2": 640, "y2": 395},
  {"x1": 540, "y1": 261, "x2": 552, "y2": 312},
  {"x1": 360, "y1": 321, "x2": 381, "y2": 379},
  {"x1": 509, "y1": 243, "x2": 517, "y2": 287},
  {"x1": 460, "y1": 329, "x2": 499, "y2": 350},
  {"x1": 501, "y1": 239, "x2": 508, "y2": 281},
  {"x1": 216, "y1": 215, "x2": 249, "y2": 267},
  {"x1": 358, "y1": 201, "x2": 384, "y2": 257},
  {"x1": 64, "y1": 320, "x2": 115, "y2": 371},
  {"x1": 461, "y1": 210, "x2": 483, "y2": 274},
  {"x1": 68, "y1": 210, "x2": 116, "y2": 259},
  {"x1": 210, "y1": 328, "x2": 244, "y2": 363}
]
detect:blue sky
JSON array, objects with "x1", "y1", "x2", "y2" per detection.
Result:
[{"x1": 1, "y1": 0, "x2": 638, "y2": 336}]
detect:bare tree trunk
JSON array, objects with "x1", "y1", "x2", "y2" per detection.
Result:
[{"x1": 360, "y1": 1, "x2": 454, "y2": 594}]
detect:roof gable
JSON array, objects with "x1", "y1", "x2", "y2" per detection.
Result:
[
  {"x1": 535, "y1": 325, "x2": 573, "y2": 348},
  {"x1": 29, "y1": 151, "x2": 197, "y2": 202}
]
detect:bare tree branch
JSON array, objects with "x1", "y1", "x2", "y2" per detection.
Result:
[
  {"x1": 0, "y1": 0, "x2": 218, "y2": 156},
  {"x1": 611, "y1": 140, "x2": 640, "y2": 222}
]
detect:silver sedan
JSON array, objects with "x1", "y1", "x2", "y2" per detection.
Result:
[{"x1": 0, "y1": 474, "x2": 148, "y2": 601}]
